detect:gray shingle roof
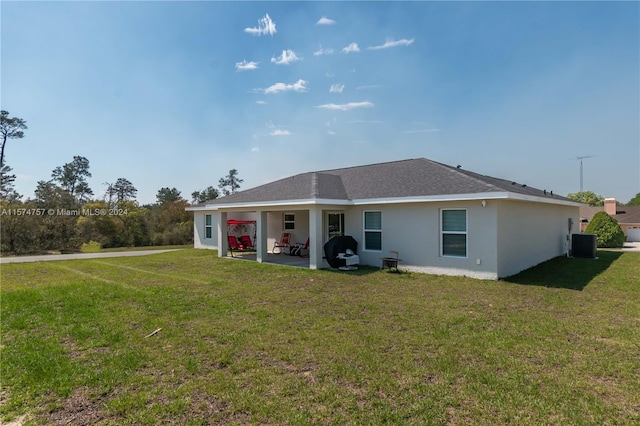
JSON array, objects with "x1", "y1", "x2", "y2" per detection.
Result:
[
  {"x1": 580, "y1": 205, "x2": 640, "y2": 225},
  {"x1": 199, "y1": 158, "x2": 573, "y2": 207}
]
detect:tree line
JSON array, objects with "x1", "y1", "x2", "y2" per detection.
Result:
[
  {"x1": 567, "y1": 191, "x2": 640, "y2": 207},
  {"x1": 0, "y1": 110, "x2": 242, "y2": 255},
  {"x1": 2, "y1": 110, "x2": 640, "y2": 253}
]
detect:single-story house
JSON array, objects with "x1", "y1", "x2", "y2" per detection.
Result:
[
  {"x1": 187, "y1": 158, "x2": 582, "y2": 279},
  {"x1": 580, "y1": 198, "x2": 640, "y2": 242}
]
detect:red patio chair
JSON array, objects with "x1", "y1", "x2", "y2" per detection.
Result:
[
  {"x1": 228, "y1": 235, "x2": 241, "y2": 250},
  {"x1": 272, "y1": 232, "x2": 292, "y2": 255},
  {"x1": 228, "y1": 235, "x2": 245, "y2": 257},
  {"x1": 239, "y1": 235, "x2": 254, "y2": 249}
]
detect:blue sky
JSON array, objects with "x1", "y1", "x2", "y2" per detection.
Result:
[{"x1": 2, "y1": 1, "x2": 638, "y2": 204}]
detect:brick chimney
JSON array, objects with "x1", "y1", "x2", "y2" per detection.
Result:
[{"x1": 604, "y1": 198, "x2": 617, "y2": 216}]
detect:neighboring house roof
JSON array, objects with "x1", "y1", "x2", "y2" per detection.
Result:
[
  {"x1": 187, "y1": 158, "x2": 578, "y2": 210},
  {"x1": 580, "y1": 205, "x2": 640, "y2": 225},
  {"x1": 579, "y1": 206, "x2": 603, "y2": 222}
]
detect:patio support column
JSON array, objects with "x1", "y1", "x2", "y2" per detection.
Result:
[
  {"x1": 218, "y1": 211, "x2": 227, "y2": 257},
  {"x1": 256, "y1": 210, "x2": 268, "y2": 263},
  {"x1": 309, "y1": 206, "x2": 323, "y2": 269}
]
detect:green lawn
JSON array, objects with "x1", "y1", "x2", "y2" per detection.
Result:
[{"x1": 1, "y1": 250, "x2": 638, "y2": 425}]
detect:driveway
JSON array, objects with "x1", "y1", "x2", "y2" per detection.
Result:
[
  {"x1": 0, "y1": 249, "x2": 182, "y2": 264},
  {"x1": 619, "y1": 242, "x2": 640, "y2": 252}
]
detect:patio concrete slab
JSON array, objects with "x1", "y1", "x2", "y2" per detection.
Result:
[{"x1": 228, "y1": 253, "x2": 330, "y2": 268}]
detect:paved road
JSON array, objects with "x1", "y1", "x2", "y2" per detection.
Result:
[{"x1": 0, "y1": 249, "x2": 183, "y2": 264}]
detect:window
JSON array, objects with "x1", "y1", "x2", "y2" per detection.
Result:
[
  {"x1": 441, "y1": 209, "x2": 467, "y2": 257},
  {"x1": 284, "y1": 213, "x2": 295, "y2": 230},
  {"x1": 364, "y1": 211, "x2": 382, "y2": 251},
  {"x1": 205, "y1": 214, "x2": 212, "y2": 239}
]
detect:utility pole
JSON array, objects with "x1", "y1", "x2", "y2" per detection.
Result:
[{"x1": 573, "y1": 156, "x2": 594, "y2": 192}]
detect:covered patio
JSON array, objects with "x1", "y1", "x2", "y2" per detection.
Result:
[
  {"x1": 227, "y1": 252, "x2": 330, "y2": 269},
  {"x1": 217, "y1": 206, "x2": 340, "y2": 270}
]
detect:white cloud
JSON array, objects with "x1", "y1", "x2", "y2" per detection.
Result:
[
  {"x1": 261, "y1": 79, "x2": 308, "y2": 94},
  {"x1": 404, "y1": 128, "x2": 441, "y2": 134},
  {"x1": 329, "y1": 84, "x2": 345, "y2": 93},
  {"x1": 270, "y1": 129, "x2": 292, "y2": 136},
  {"x1": 235, "y1": 60, "x2": 259, "y2": 71},
  {"x1": 245, "y1": 14, "x2": 277, "y2": 36},
  {"x1": 316, "y1": 101, "x2": 374, "y2": 111},
  {"x1": 368, "y1": 38, "x2": 415, "y2": 50},
  {"x1": 271, "y1": 49, "x2": 302, "y2": 65},
  {"x1": 316, "y1": 16, "x2": 336, "y2": 26},
  {"x1": 328, "y1": 130, "x2": 336, "y2": 135},
  {"x1": 325, "y1": 72, "x2": 335, "y2": 78},
  {"x1": 256, "y1": 100, "x2": 267, "y2": 105},
  {"x1": 266, "y1": 121, "x2": 291, "y2": 136},
  {"x1": 341, "y1": 42, "x2": 360, "y2": 53},
  {"x1": 251, "y1": 147, "x2": 260, "y2": 152},
  {"x1": 313, "y1": 46, "x2": 334, "y2": 56}
]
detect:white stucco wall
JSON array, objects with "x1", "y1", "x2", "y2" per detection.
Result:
[
  {"x1": 496, "y1": 200, "x2": 579, "y2": 278},
  {"x1": 266, "y1": 210, "x2": 310, "y2": 252},
  {"x1": 192, "y1": 199, "x2": 579, "y2": 279},
  {"x1": 345, "y1": 201, "x2": 499, "y2": 279},
  {"x1": 192, "y1": 211, "x2": 257, "y2": 250},
  {"x1": 193, "y1": 211, "x2": 218, "y2": 250}
]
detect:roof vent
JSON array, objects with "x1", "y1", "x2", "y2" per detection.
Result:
[
  {"x1": 511, "y1": 182, "x2": 516, "y2": 185},
  {"x1": 522, "y1": 184, "x2": 527, "y2": 188},
  {"x1": 456, "y1": 165, "x2": 461, "y2": 169}
]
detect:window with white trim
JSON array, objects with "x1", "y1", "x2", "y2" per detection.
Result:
[
  {"x1": 364, "y1": 211, "x2": 382, "y2": 251},
  {"x1": 441, "y1": 209, "x2": 467, "y2": 257},
  {"x1": 283, "y1": 213, "x2": 295, "y2": 230},
  {"x1": 205, "y1": 214, "x2": 213, "y2": 239}
]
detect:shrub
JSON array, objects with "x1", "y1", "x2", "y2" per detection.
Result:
[{"x1": 584, "y1": 211, "x2": 625, "y2": 248}]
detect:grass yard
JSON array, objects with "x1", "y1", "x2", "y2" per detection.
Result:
[{"x1": 1, "y1": 249, "x2": 638, "y2": 425}]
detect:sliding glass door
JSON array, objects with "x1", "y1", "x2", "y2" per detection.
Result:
[{"x1": 327, "y1": 212, "x2": 344, "y2": 240}]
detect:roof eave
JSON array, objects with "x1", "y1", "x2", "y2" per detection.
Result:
[
  {"x1": 351, "y1": 192, "x2": 581, "y2": 206},
  {"x1": 201, "y1": 198, "x2": 352, "y2": 210},
  {"x1": 185, "y1": 191, "x2": 581, "y2": 211}
]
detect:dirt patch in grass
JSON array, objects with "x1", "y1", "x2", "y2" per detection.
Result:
[
  {"x1": 2, "y1": 414, "x2": 27, "y2": 426},
  {"x1": 1, "y1": 389, "x2": 27, "y2": 426},
  {"x1": 185, "y1": 392, "x2": 231, "y2": 420},
  {"x1": 48, "y1": 387, "x2": 107, "y2": 425}
]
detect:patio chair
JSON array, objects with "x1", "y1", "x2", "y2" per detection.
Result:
[
  {"x1": 272, "y1": 232, "x2": 292, "y2": 255},
  {"x1": 380, "y1": 250, "x2": 402, "y2": 272},
  {"x1": 291, "y1": 238, "x2": 309, "y2": 257},
  {"x1": 239, "y1": 235, "x2": 254, "y2": 250},
  {"x1": 228, "y1": 235, "x2": 243, "y2": 257}
]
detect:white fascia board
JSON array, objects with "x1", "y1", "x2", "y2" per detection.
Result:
[
  {"x1": 208, "y1": 198, "x2": 352, "y2": 210},
  {"x1": 186, "y1": 192, "x2": 581, "y2": 211},
  {"x1": 351, "y1": 192, "x2": 582, "y2": 207},
  {"x1": 350, "y1": 192, "x2": 506, "y2": 205},
  {"x1": 503, "y1": 193, "x2": 584, "y2": 207}
]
